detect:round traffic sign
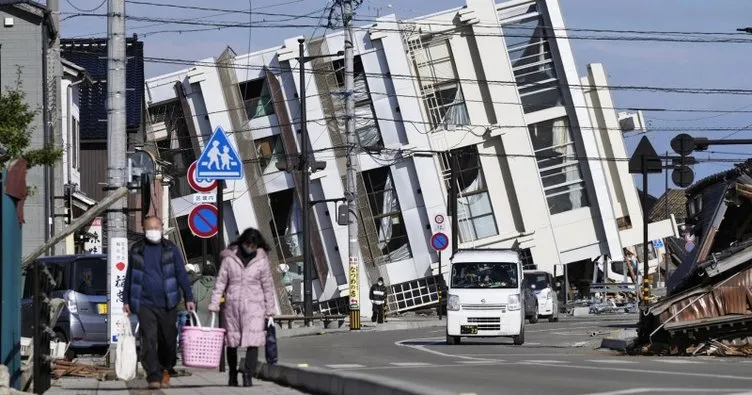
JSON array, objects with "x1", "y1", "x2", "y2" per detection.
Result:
[
  {"x1": 187, "y1": 161, "x2": 218, "y2": 193},
  {"x1": 430, "y1": 232, "x2": 449, "y2": 251},
  {"x1": 671, "y1": 134, "x2": 695, "y2": 156},
  {"x1": 188, "y1": 204, "x2": 219, "y2": 238},
  {"x1": 434, "y1": 214, "x2": 445, "y2": 224}
]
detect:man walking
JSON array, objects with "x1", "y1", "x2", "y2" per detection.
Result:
[
  {"x1": 369, "y1": 277, "x2": 387, "y2": 324},
  {"x1": 124, "y1": 216, "x2": 195, "y2": 389}
]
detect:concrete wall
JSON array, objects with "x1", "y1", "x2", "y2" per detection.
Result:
[{"x1": 0, "y1": 5, "x2": 48, "y2": 257}]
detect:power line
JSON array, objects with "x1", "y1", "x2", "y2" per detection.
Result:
[{"x1": 65, "y1": 0, "x2": 106, "y2": 12}]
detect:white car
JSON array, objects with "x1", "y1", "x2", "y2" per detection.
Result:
[{"x1": 523, "y1": 270, "x2": 560, "y2": 322}]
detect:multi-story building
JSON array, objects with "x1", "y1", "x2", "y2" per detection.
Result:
[{"x1": 145, "y1": 0, "x2": 677, "y2": 317}]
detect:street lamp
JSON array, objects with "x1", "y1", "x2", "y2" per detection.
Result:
[{"x1": 277, "y1": 38, "x2": 343, "y2": 325}]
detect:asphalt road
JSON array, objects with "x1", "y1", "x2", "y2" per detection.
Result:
[{"x1": 279, "y1": 315, "x2": 752, "y2": 395}]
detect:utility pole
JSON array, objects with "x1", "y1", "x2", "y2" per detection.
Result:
[
  {"x1": 49, "y1": 0, "x2": 66, "y2": 255},
  {"x1": 276, "y1": 40, "x2": 334, "y2": 323},
  {"x1": 343, "y1": 0, "x2": 361, "y2": 330},
  {"x1": 106, "y1": 0, "x2": 128, "y2": 363}
]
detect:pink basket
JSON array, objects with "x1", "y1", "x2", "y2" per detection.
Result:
[{"x1": 181, "y1": 312, "x2": 226, "y2": 369}]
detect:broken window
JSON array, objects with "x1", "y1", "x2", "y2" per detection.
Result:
[
  {"x1": 443, "y1": 145, "x2": 499, "y2": 242},
  {"x1": 362, "y1": 167, "x2": 412, "y2": 261},
  {"x1": 332, "y1": 57, "x2": 384, "y2": 148},
  {"x1": 239, "y1": 78, "x2": 275, "y2": 120},
  {"x1": 151, "y1": 100, "x2": 197, "y2": 199},
  {"x1": 409, "y1": 36, "x2": 470, "y2": 130},
  {"x1": 268, "y1": 189, "x2": 315, "y2": 280},
  {"x1": 529, "y1": 117, "x2": 590, "y2": 215},
  {"x1": 255, "y1": 134, "x2": 284, "y2": 174},
  {"x1": 519, "y1": 248, "x2": 535, "y2": 270},
  {"x1": 501, "y1": 3, "x2": 564, "y2": 113}
]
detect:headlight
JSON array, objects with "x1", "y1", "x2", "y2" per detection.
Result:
[
  {"x1": 507, "y1": 294, "x2": 521, "y2": 311},
  {"x1": 447, "y1": 294, "x2": 460, "y2": 311},
  {"x1": 67, "y1": 292, "x2": 78, "y2": 314},
  {"x1": 546, "y1": 290, "x2": 553, "y2": 300}
]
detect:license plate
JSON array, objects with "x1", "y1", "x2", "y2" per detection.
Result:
[
  {"x1": 98, "y1": 304, "x2": 108, "y2": 315},
  {"x1": 461, "y1": 325, "x2": 478, "y2": 335}
]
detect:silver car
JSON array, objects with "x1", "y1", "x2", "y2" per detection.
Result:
[{"x1": 22, "y1": 255, "x2": 138, "y2": 359}]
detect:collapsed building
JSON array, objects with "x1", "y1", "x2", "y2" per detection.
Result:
[{"x1": 638, "y1": 159, "x2": 752, "y2": 354}]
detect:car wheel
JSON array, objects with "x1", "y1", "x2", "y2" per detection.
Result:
[
  {"x1": 513, "y1": 328, "x2": 525, "y2": 346},
  {"x1": 446, "y1": 334, "x2": 461, "y2": 345},
  {"x1": 529, "y1": 305, "x2": 539, "y2": 324}
]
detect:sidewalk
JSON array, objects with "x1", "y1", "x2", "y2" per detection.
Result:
[{"x1": 50, "y1": 369, "x2": 305, "y2": 395}]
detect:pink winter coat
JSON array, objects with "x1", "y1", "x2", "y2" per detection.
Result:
[{"x1": 208, "y1": 247, "x2": 276, "y2": 348}]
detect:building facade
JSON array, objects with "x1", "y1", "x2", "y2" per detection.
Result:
[
  {"x1": 145, "y1": 0, "x2": 676, "y2": 317},
  {"x1": 0, "y1": 0, "x2": 57, "y2": 257}
]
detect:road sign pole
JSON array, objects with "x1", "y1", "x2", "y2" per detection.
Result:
[
  {"x1": 641, "y1": 156, "x2": 651, "y2": 307},
  {"x1": 216, "y1": 183, "x2": 225, "y2": 373},
  {"x1": 438, "y1": 250, "x2": 442, "y2": 321}
]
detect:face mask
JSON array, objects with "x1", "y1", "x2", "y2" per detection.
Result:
[
  {"x1": 377, "y1": 281, "x2": 383, "y2": 286},
  {"x1": 145, "y1": 230, "x2": 162, "y2": 243},
  {"x1": 240, "y1": 245, "x2": 256, "y2": 256}
]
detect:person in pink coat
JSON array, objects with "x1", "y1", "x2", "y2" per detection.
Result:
[{"x1": 208, "y1": 228, "x2": 276, "y2": 387}]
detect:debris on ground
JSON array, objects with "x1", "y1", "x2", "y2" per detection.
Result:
[{"x1": 51, "y1": 360, "x2": 116, "y2": 381}]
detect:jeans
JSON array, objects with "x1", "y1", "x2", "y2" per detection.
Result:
[{"x1": 138, "y1": 305, "x2": 178, "y2": 382}]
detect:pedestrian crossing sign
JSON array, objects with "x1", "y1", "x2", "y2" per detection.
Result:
[{"x1": 196, "y1": 126, "x2": 244, "y2": 180}]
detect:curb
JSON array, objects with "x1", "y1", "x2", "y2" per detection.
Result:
[
  {"x1": 257, "y1": 362, "x2": 453, "y2": 395},
  {"x1": 600, "y1": 338, "x2": 635, "y2": 352},
  {"x1": 277, "y1": 320, "x2": 444, "y2": 339}
]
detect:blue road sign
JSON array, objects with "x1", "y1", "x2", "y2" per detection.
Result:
[
  {"x1": 189, "y1": 204, "x2": 219, "y2": 238},
  {"x1": 196, "y1": 126, "x2": 244, "y2": 180},
  {"x1": 431, "y1": 232, "x2": 449, "y2": 251},
  {"x1": 652, "y1": 239, "x2": 664, "y2": 249}
]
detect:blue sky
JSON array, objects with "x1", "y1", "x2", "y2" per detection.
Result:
[{"x1": 60, "y1": 0, "x2": 752, "y2": 197}]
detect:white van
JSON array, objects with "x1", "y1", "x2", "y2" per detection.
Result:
[{"x1": 445, "y1": 249, "x2": 524, "y2": 345}]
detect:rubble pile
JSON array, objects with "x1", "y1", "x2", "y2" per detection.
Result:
[{"x1": 636, "y1": 160, "x2": 752, "y2": 356}]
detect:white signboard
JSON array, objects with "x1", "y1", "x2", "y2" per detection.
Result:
[
  {"x1": 83, "y1": 217, "x2": 103, "y2": 254},
  {"x1": 430, "y1": 212, "x2": 447, "y2": 232},
  {"x1": 192, "y1": 193, "x2": 217, "y2": 204},
  {"x1": 108, "y1": 237, "x2": 129, "y2": 344}
]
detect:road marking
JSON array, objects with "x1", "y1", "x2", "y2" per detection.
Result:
[
  {"x1": 586, "y1": 359, "x2": 638, "y2": 364},
  {"x1": 521, "y1": 361, "x2": 752, "y2": 381},
  {"x1": 389, "y1": 362, "x2": 434, "y2": 367},
  {"x1": 456, "y1": 360, "x2": 503, "y2": 364},
  {"x1": 522, "y1": 342, "x2": 541, "y2": 346},
  {"x1": 582, "y1": 388, "x2": 748, "y2": 395},
  {"x1": 324, "y1": 364, "x2": 365, "y2": 369},
  {"x1": 651, "y1": 359, "x2": 704, "y2": 364},
  {"x1": 395, "y1": 337, "x2": 488, "y2": 361},
  {"x1": 520, "y1": 360, "x2": 566, "y2": 364}
]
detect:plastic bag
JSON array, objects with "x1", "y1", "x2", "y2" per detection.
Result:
[
  {"x1": 265, "y1": 318, "x2": 278, "y2": 365},
  {"x1": 115, "y1": 321, "x2": 138, "y2": 381}
]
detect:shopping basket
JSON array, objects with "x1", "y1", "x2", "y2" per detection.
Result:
[{"x1": 181, "y1": 311, "x2": 225, "y2": 369}]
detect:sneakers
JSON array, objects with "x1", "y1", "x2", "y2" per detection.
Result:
[
  {"x1": 148, "y1": 381, "x2": 161, "y2": 389},
  {"x1": 161, "y1": 369, "x2": 171, "y2": 388}
]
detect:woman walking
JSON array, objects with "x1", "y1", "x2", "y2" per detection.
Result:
[{"x1": 208, "y1": 228, "x2": 276, "y2": 387}]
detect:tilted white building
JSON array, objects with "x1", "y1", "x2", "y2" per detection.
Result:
[{"x1": 144, "y1": 0, "x2": 677, "y2": 318}]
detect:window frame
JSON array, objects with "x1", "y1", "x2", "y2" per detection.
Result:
[{"x1": 362, "y1": 166, "x2": 413, "y2": 260}]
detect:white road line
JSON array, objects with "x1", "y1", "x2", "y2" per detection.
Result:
[
  {"x1": 324, "y1": 364, "x2": 366, "y2": 369},
  {"x1": 581, "y1": 388, "x2": 748, "y2": 395},
  {"x1": 586, "y1": 359, "x2": 638, "y2": 364},
  {"x1": 520, "y1": 360, "x2": 566, "y2": 364},
  {"x1": 389, "y1": 362, "x2": 434, "y2": 367},
  {"x1": 456, "y1": 360, "x2": 503, "y2": 364},
  {"x1": 395, "y1": 337, "x2": 487, "y2": 361},
  {"x1": 521, "y1": 342, "x2": 541, "y2": 346},
  {"x1": 521, "y1": 361, "x2": 752, "y2": 381},
  {"x1": 651, "y1": 359, "x2": 704, "y2": 364}
]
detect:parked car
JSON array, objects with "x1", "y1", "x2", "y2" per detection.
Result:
[
  {"x1": 521, "y1": 276, "x2": 539, "y2": 324},
  {"x1": 21, "y1": 255, "x2": 138, "y2": 360},
  {"x1": 524, "y1": 270, "x2": 560, "y2": 322}
]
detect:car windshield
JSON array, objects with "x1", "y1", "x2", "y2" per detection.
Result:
[
  {"x1": 524, "y1": 273, "x2": 550, "y2": 291},
  {"x1": 451, "y1": 262, "x2": 518, "y2": 289},
  {"x1": 73, "y1": 258, "x2": 108, "y2": 295}
]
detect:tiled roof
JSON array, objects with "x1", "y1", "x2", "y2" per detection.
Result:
[
  {"x1": 60, "y1": 36, "x2": 144, "y2": 141},
  {"x1": 648, "y1": 188, "x2": 687, "y2": 224}
]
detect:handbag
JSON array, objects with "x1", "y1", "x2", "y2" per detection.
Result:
[
  {"x1": 115, "y1": 321, "x2": 138, "y2": 381},
  {"x1": 265, "y1": 318, "x2": 278, "y2": 365}
]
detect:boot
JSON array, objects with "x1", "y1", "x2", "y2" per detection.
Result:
[
  {"x1": 242, "y1": 372, "x2": 253, "y2": 387},
  {"x1": 228, "y1": 369, "x2": 239, "y2": 387}
]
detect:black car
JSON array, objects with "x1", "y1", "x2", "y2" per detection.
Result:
[{"x1": 521, "y1": 277, "x2": 539, "y2": 323}]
